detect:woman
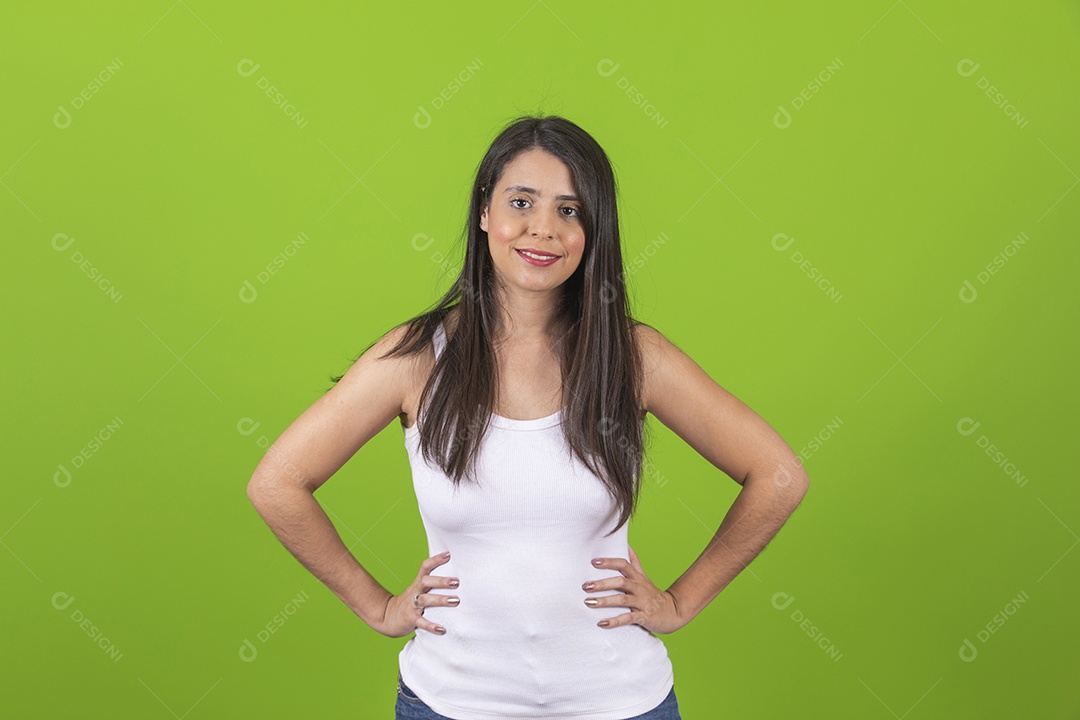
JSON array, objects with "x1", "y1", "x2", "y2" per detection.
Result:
[{"x1": 246, "y1": 115, "x2": 809, "y2": 719}]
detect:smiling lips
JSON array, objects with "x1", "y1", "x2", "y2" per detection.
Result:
[{"x1": 516, "y1": 248, "x2": 560, "y2": 266}]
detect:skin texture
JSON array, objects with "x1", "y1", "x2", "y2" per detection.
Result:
[
  {"x1": 480, "y1": 147, "x2": 586, "y2": 343},
  {"x1": 246, "y1": 147, "x2": 809, "y2": 641}
]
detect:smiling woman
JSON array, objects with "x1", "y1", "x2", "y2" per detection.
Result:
[
  {"x1": 246, "y1": 114, "x2": 809, "y2": 720},
  {"x1": 481, "y1": 148, "x2": 587, "y2": 294}
]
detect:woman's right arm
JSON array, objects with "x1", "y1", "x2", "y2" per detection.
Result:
[{"x1": 245, "y1": 324, "x2": 449, "y2": 637}]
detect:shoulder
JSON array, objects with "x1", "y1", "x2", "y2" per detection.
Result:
[
  {"x1": 342, "y1": 319, "x2": 433, "y2": 396},
  {"x1": 630, "y1": 321, "x2": 677, "y2": 413}
]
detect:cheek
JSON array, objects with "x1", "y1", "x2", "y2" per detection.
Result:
[
  {"x1": 568, "y1": 232, "x2": 587, "y2": 259},
  {"x1": 490, "y1": 218, "x2": 520, "y2": 243}
]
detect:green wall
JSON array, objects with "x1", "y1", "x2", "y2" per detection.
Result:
[{"x1": 4, "y1": 1, "x2": 1078, "y2": 717}]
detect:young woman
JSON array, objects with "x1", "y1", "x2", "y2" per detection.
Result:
[{"x1": 247, "y1": 115, "x2": 809, "y2": 719}]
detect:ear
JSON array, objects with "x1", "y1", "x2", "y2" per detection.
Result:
[{"x1": 479, "y1": 202, "x2": 489, "y2": 233}]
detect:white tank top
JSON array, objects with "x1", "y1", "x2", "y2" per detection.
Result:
[{"x1": 398, "y1": 320, "x2": 674, "y2": 719}]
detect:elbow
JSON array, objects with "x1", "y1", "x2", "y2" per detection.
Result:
[
  {"x1": 247, "y1": 475, "x2": 269, "y2": 510},
  {"x1": 246, "y1": 473, "x2": 290, "y2": 510},
  {"x1": 749, "y1": 457, "x2": 809, "y2": 505}
]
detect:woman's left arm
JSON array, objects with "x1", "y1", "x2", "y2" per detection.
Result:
[{"x1": 585, "y1": 324, "x2": 810, "y2": 633}]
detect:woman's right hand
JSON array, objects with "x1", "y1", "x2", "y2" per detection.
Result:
[{"x1": 369, "y1": 551, "x2": 460, "y2": 638}]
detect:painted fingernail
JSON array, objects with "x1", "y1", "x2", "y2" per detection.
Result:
[
  {"x1": 592, "y1": 558, "x2": 603, "y2": 566},
  {"x1": 435, "y1": 625, "x2": 446, "y2": 634},
  {"x1": 582, "y1": 582, "x2": 595, "y2": 591},
  {"x1": 584, "y1": 598, "x2": 599, "y2": 607},
  {"x1": 441, "y1": 551, "x2": 451, "y2": 558},
  {"x1": 447, "y1": 597, "x2": 460, "y2": 605},
  {"x1": 598, "y1": 620, "x2": 609, "y2": 627},
  {"x1": 448, "y1": 579, "x2": 459, "y2": 588}
]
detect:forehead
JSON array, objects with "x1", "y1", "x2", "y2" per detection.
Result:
[{"x1": 498, "y1": 148, "x2": 575, "y2": 191}]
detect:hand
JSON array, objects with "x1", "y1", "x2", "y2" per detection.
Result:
[
  {"x1": 369, "y1": 551, "x2": 460, "y2": 638},
  {"x1": 583, "y1": 544, "x2": 686, "y2": 634}
]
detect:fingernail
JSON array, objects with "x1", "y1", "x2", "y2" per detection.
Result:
[
  {"x1": 598, "y1": 620, "x2": 609, "y2": 627},
  {"x1": 441, "y1": 551, "x2": 451, "y2": 558},
  {"x1": 582, "y1": 582, "x2": 595, "y2": 591},
  {"x1": 448, "y1": 579, "x2": 459, "y2": 588},
  {"x1": 435, "y1": 626, "x2": 446, "y2": 634},
  {"x1": 592, "y1": 558, "x2": 603, "y2": 567},
  {"x1": 447, "y1": 597, "x2": 460, "y2": 605},
  {"x1": 584, "y1": 598, "x2": 598, "y2": 607}
]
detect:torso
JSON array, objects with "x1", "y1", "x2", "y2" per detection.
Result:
[{"x1": 400, "y1": 310, "x2": 647, "y2": 429}]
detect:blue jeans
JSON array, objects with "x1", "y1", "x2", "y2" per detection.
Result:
[{"x1": 395, "y1": 672, "x2": 682, "y2": 719}]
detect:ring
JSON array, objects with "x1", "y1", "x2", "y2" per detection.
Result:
[{"x1": 413, "y1": 592, "x2": 422, "y2": 610}]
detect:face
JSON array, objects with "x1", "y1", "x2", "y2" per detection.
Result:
[{"x1": 479, "y1": 148, "x2": 586, "y2": 298}]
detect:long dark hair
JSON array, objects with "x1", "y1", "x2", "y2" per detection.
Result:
[{"x1": 331, "y1": 114, "x2": 650, "y2": 534}]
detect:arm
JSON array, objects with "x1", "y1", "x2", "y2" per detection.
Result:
[
  {"x1": 638, "y1": 323, "x2": 810, "y2": 627},
  {"x1": 245, "y1": 324, "x2": 414, "y2": 629}
]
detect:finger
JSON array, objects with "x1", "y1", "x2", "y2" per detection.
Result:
[
  {"x1": 416, "y1": 590, "x2": 461, "y2": 609},
  {"x1": 596, "y1": 610, "x2": 640, "y2": 629},
  {"x1": 414, "y1": 615, "x2": 448, "y2": 635},
  {"x1": 421, "y1": 573, "x2": 460, "y2": 590},
  {"x1": 592, "y1": 556, "x2": 638, "y2": 578},
  {"x1": 582, "y1": 573, "x2": 628, "y2": 593},
  {"x1": 628, "y1": 545, "x2": 643, "y2": 572},
  {"x1": 420, "y1": 551, "x2": 451, "y2": 576},
  {"x1": 584, "y1": 591, "x2": 634, "y2": 610}
]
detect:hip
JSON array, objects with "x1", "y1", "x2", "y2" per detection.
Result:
[{"x1": 395, "y1": 671, "x2": 681, "y2": 720}]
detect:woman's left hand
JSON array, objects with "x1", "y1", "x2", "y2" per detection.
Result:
[{"x1": 583, "y1": 545, "x2": 686, "y2": 634}]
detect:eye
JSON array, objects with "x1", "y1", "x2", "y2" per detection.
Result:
[
  {"x1": 510, "y1": 196, "x2": 530, "y2": 209},
  {"x1": 561, "y1": 206, "x2": 581, "y2": 218}
]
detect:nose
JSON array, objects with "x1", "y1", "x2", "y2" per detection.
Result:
[{"x1": 529, "y1": 213, "x2": 555, "y2": 240}]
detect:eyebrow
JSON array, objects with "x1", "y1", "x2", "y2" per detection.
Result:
[{"x1": 502, "y1": 184, "x2": 580, "y2": 202}]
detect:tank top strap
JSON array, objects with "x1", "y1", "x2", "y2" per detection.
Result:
[{"x1": 433, "y1": 319, "x2": 447, "y2": 360}]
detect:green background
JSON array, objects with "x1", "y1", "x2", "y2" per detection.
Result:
[{"x1": 4, "y1": 1, "x2": 1078, "y2": 717}]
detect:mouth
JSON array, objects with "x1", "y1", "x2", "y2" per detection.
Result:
[{"x1": 516, "y1": 248, "x2": 560, "y2": 267}]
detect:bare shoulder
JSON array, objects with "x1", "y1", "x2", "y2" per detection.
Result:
[
  {"x1": 247, "y1": 320, "x2": 429, "y2": 495},
  {"x1": 351, "y1": 321, "x2": 434, "y2": 423},
  {"x1": 631, "y1": 321, "x2": 669, "y2": 412}
]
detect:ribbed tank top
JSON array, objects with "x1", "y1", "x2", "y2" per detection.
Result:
[{"x1": 398, "y1": 320, "x2": 674, "y2": 719}]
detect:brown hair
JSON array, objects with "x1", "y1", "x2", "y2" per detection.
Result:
[{"x1": 331, "y1": 114, "x2": 651, "y2": 535}]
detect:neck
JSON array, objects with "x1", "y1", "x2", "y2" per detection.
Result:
[{"x1": 491, "y1": 284, "x2": 563, "y2": 345}]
